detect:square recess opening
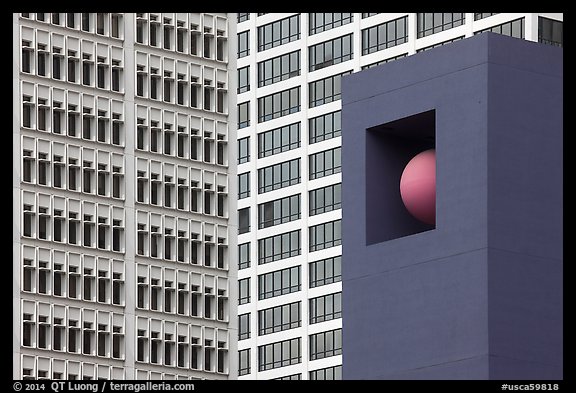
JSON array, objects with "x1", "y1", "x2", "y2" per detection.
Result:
[{"x1": 365, "y1": 109, "x2": 435, "y2": 245}]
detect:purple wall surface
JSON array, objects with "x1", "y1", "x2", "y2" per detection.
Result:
[{"x1": 341, "y1": 33, "x2": 562, "y2": 380}]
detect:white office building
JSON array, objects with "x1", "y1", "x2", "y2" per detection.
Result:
[
  {"x1": 13, "y1": 12, "x2": 238, "y2": 380},
  {"x1": 234, "y1": 12, "x2": 563, "y2": 380}
]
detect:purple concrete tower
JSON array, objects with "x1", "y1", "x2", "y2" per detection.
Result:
[{"x1": 341, "y1": 33, "x2": 562, "y2": 379}]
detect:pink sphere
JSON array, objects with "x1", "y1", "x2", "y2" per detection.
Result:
[{"x1": 400, "y1": 149, "x2": 436, "y2": 225}]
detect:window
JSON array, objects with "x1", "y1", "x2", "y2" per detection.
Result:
[
  {"x1": 203, "y1": 34, "x2": 212, "y2": 59},
  {"x1": 362, "y1": 13, "x2": 379, "y2": 18},
  {"x1": 238, "y1": 30, "x2": 249, "y2": 58},
  {"x1": 238, "y1": 207, "x2": 250, "y2": 234},
  {"x1": 258, "y1": 122, "x2": 300, "y2": 158},
  {"x1": 38, "y1": 212, "x2": 49, "y2": 239},
  {"x1": 38, "y1": 320, "x2": 49, "y2": 349},
  {"x1": 417, "y1": 13, "x2": 465, "y2": 38},
  {"x1": 112, "y1": 171, "x2": 122, "y2": 198},
  {"x1": 258, "y1": 86, "x2": 300, "y2": 123},
  {"x1": 239, "y1": 242, "x2": 250, "y2": 270},
  {"x1": 68, "y1": 109, "x2": 78, "y2": 136},
  {"x1": 238, "y1": 13, "x2": 250, "y2": 23},
  {"x1": 68, "y1": 217, "x2": 78, "y2": 244},
  {"x1": 82, "y1": 13, "x2": 90, "y2": 31},
  {"x1": 309, "y1": 110, "x2": 341, "y2": 144},
  {"x1": 82, "y1": 114, "x2": 92, "y2": 140},
  {"x1": 309, "y1": 71, "x2": 350, "y2": 108},
  {"x1": 216, "y1": 33, "x2": 225, "y2": 61},
  {"x1": 135, "y1": 17, "x2": 146, "y2": 43},
  {"x1": 258, "y1": 14, "x2": 300, "y2": 51},
  {"x1": 150, "y1": 74, "x2": 159, "y2": 100},
  {"x1": 258, "y1": 194, "x2": 300, "y2": 229},
  {"x1": 83, "y1": 166, "x2": 93, "y2": 194},
  {"x1": 84, "y1": 219, "x2": 94, "y2": 247},
  {"x1": 475, "y1": 18, "x2": 524, "y2": 39},
  {"x1": 83, "y1": 325, "x2": 95, "y2": 355},
  {"x1": 362, "y1": 52, "x2": 407, "y2": 69},
  {"x1": 258, "y1": 158, "x2": 300, "y2": 194},
  {"x1": 97, "y1": 118, "x2": 108, "y2": 143},
  {"x1": 309, "y1": 147, "x2": 341, "y2": 180},
  {"x1": 258, "y1": 265, "x2": 300, "y2": 300},
  {"x1": 239, "y1": 349, "x2": 250, "y2": 376},
  {"x1": 274, "y1": 374, "x2": 301, "y2": 380},
  {"x1": 164, "y1": 78, "x2": 172, "y2": 103},
  {"x1": 112, "y1": 274, "x2": 123, "y2": 305},
  {"x1": 310, "y1": 328, "x2": 342, "y2": 360},
  {"x1": 53, "y1": 107, "x2": 63, "y2": 133},
  {"x1": 68, "y1": 55, "x2": 78, "y2": 83},
  {"x1": 176, "y1": 28, "x2": 187, "y2": 53},
  {"x1": 67, "y1": 13, "x2": 75, "y2": 28},
  {"x1": 204, "y1": 190, "x2": 212, "y2": 214},
  {"x1": 258, "y1": 301, "x2": 300, "y2": 336},
  {"x1": 309, "y1": 34, "x2": 352, "y2": 72},
  {"x1": 238, "y1": 66, "x2": 250, "y2": 94},
  {"x1": 96, "y1": 13, "x2": 105, "y2": 35},
  {"x1": 96, "y1": 62, "x2": 108, "y2": 90},
  {"x1": 310, "y1": 292, "x2": 342, "y2": 324},
  {"x1": 54, "y1": 321, "x2": 65, "y2": 350},
  {"x1": 38, "y1": 159, "x2": 48, "y2": 185},
  {"x1": 22, "y1": 99, "x2": 32, "y2": 128},
  {"x1": 164, "y1": 25, "x2": 173, "y2": 50},
  {"x1": 190, "y1": 30, "x2": 199, "y2": 56},
  {"x1": 238, "y1": 137, "x2": 250, "y2": 164},
  {"x1": 310, "y1": 365, "x2": 342, "y2": 380},
  {"x1": 310, "y1": 255, "x2": 342, "y2": 288},
  {"x1": 238, "y1": 101, "x2": 250, "y2": 129},
  {"x1": 190, "y1": 185, "x2": 200, "y2": 212},
  {"x1": 23, "y1": 206, "x2": 34, "y2": 237},
  {"x1": 164, "y1": 129, "x2": 174, "y2": 156},
  {"x1": 136, "y1": 329, "x2": 147, "y2": 361},
  {"x1": 362, "y1": 16, "x2": 408, "y2": 55},
  {"x1": 416, "y1": 36, "x2": 464, "y2": 53},
  {"x1": 38, "y1": 262, "x2": 49, "y2": 292},
  {"x1": 258, "y1": 229, "x2": 300, "y2": 265},
  {"x1": 69, "y1": 270, "x2": 80, "y2": 298},
  {"x1": 54, "y1": 267, "x2": 65, "y2": 295},
  {"x1": 53, "y1": 53, "x2": 63, "y2": 79},
  {"x1": 54, "y1": 215, "x2": 64, "y2": 241},
  {"x1": 37, "y1": 102, "x2": 49, "y2": 130},
  {"x1": 309, "y1": 13, "x2": 353, "y2": 35},
  {"x1": 23, "y1": 260, "x2": 34, "y2": 292},
  {"x1": 22, "y1": 43, "x2": 32, "y2": 74},
  {"x1": 257, "y1": 50, "x2": 300, "y2": 87},
  {"x1": 474, "y1": 13, "x2": 498, "y2": 20},
  {"x1": 82, "y1": 60, "x2": 92, "y2": 86},
  {"x1": 309, "y1": 219, "x2": 342, "y2": 252},
  {"x1": 22, "y1": 315, "x2": 34, "y2": 347},
  {"x1": 112, "y1": 224, "x2": 122, "y2": 252},
  {"x1": 150, "y1": 22, "x2": 160, "y2": 47},
  {"x1": 538, "y1": 17, "x2": 563, "y2": 47},
  {"x1": 38, "y1": 50, "x2": 47, "y2": 77},
  {"x1": 239, "y1": 278, "x2": 250, "y2": 305},
  {"x1": 239, "y1": 313, "x2": 250, "y2": 340},
  {"x1": 238, "y1": 172, "x2": 250, "y2": 200},
  {"x1": 309, "y1": 183, "x2": 341, "y2": 216},
  {"x1": 258, "y1": 337, "x2": 301, "y2": 371},
  {"x1": 22, "y1": 153, "x2": 33, "y2": 183}
]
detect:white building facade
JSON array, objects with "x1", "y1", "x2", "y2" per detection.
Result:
[
  {"x1": 234, "y1": 12, "x2": 563, "y2": 380},
  {"x1": 13, "y1": 12, "x2": 238, "y2": 380}
]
